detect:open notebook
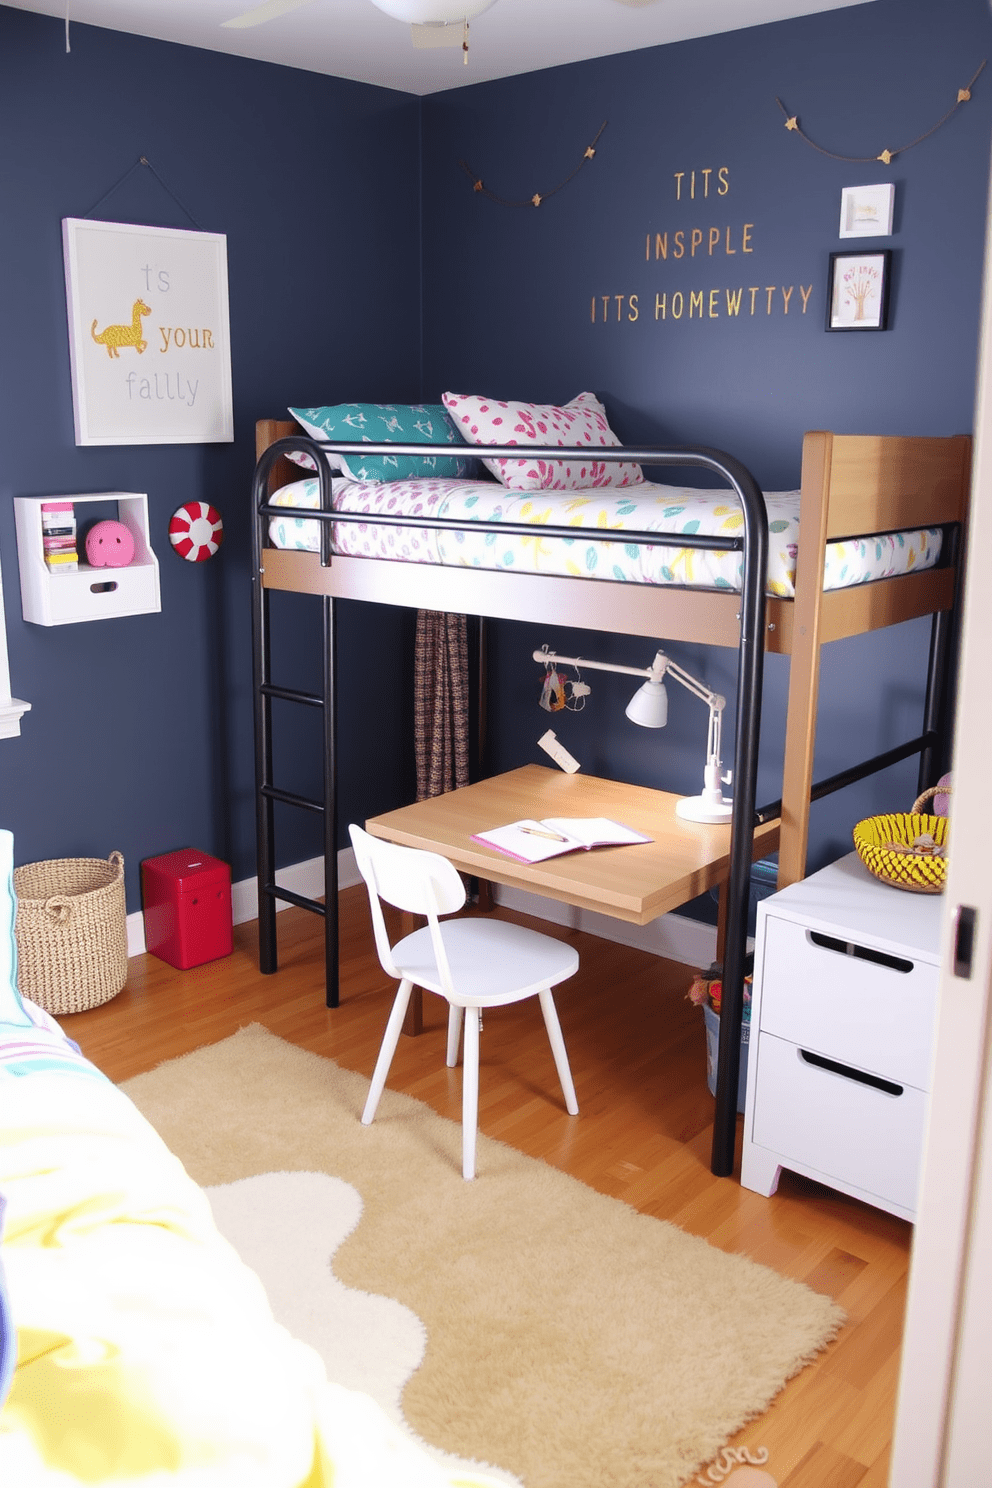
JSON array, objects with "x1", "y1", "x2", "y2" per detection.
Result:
[{"x1": 472, "y1": 817, "x2": 651, "y2": 864}]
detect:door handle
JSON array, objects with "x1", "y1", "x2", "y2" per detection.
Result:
[{"x1": 953, "y1": 905, "x2": 977, "y2": 980}]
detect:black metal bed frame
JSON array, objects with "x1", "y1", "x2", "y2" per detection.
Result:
[{"x1": 250, "y1": 435, "x2": 956, "y2": 1178}]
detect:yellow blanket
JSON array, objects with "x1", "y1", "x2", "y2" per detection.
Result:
[{"x1": 0, "y1": 1065, "x2": 502, "y2": 1488}]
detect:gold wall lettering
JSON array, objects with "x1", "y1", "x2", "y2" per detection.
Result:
[
  {"x1": 673, "y1": 167, "x2": 730, "y2": 199},
  {"x1": 645, "y1": 225, "x2": 754, "y2": 260},
  {"x1": 653, "y1": 285, "x2": 813, "y2": 319},
  {"x1": 589, "y1": 162, "x2": 814, "y2": 327},
  {"x1": 591, "y1": 295, "x2": 640, "y2": 323},
  {"x1": 590, "y1": 286, "x2": 813, "y2": 322}
]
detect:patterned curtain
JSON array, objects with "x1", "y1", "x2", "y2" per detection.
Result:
[{"x1": 414, "y1": 611, "x2": 470, "y2": 801}]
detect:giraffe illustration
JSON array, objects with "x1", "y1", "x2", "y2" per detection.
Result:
[{"x1": 90, "y1": 299, "x2": 151, "y2": 358}]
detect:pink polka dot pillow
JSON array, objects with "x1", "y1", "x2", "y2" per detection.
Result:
[{"x1": 441, "y1": 391, "x2": 643, "y2": 492}]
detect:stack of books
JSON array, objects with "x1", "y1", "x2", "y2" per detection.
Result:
[{"x1": 41, "y1": 501, "x2": 79, "y2": 573}]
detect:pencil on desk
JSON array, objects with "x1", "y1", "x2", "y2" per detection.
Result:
[{"x1": 520, "y1": 826, "x2": 569, "y2": 842}]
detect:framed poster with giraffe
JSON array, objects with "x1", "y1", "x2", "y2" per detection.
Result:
[{"x1": 62, "y1": 219, "x2": 233, "y2": 446}]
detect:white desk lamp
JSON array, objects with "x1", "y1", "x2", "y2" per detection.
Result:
[{"x1": 533, "y1": 646, "x2": 733, "y2": 824}]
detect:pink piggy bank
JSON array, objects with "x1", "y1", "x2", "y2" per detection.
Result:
[{"x1": 85, "y1": 519, "x2": 135, "y2": 568}]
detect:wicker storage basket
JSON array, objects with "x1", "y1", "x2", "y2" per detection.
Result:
[
  {"x1": 853, "y1": 788, "x2": 950, "y2": 894},
  {"x1": 13, "y1": 852, "x2": 127, "y2": 1014}
]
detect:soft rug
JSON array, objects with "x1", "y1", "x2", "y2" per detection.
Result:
[
  {"x1": 205, "y1": 1170, "x2": 521, "y2": 1486},
  {"x1": 121, "y1": 1025, "x2": 844, "y2": 1488}
]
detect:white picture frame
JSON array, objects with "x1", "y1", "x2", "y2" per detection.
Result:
[
  {"x1": 62, "y1": 218, "x2": 233, "y2": 446},
  {"x1": 839, "y1": 183, "x2": 895, "y2": 239}
]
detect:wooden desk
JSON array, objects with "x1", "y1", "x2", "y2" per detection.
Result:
[
  {"x1": 366, "y1": 765, "x2": 780, "y2": 1172},
  {"x1": 368, "y1": 773, "x2": 779, "y2": 922},
  {"x1": 366, "y1": 765, "x2": 779, "y2": 934}
]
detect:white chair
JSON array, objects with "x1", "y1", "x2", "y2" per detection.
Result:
[{"x1": 349, "y1": 824, "x2": 579, "y2": 1180}]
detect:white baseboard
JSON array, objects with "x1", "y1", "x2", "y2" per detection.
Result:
[{"x1": 126, "y1": 850, "x2": 714, "y2": 969}]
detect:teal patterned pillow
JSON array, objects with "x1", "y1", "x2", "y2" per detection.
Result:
[{"x1": 289, "y1": 403, "x2": 477, "y2": 483}]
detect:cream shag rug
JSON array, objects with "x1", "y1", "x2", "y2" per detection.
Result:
[
  {"x1": 121, "y1": 1025, "x2": 843, "y2": 1488},
  {"x1": 204, "y1": 1169, "x2": 521, "y2": 1485}
]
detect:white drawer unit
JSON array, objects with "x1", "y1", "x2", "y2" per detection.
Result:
[{"x1": 740, "y1": 852, "x2": 944, "y2": 1221}]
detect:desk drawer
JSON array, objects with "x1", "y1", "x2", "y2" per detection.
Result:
[
  {"x1": 750, "y1": 1031, "x2": 928, "y2": 1214},
  {"x1": 757, "y1": 915, "x2": 938, "y2": 1089}
]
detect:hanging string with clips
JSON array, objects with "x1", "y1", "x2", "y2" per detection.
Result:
[
  {"x1": 777, "y1": 60, "x2": 986, "y2": 164},
  {"x1": 460, "y1": 121, "x2": 607, "y2": 207}
]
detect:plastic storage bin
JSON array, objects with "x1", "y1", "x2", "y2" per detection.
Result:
[
  {"x1": 141, "y1": 849, "x2": 232, "y2": 970},
  {"x1": 708, "y1": 854, "x2": 779, "y2": 936},
  {"x1": 703, "y1": 1002, "x2": 750, "y2": 1113}
]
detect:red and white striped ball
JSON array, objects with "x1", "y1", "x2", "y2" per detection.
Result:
[{"x1": 169, "y1": 502, "x2": 224, "y2": 562}]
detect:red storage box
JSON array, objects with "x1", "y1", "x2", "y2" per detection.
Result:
[{"x1": 141, "y1": 849, "x2": 232, "y2": 970}]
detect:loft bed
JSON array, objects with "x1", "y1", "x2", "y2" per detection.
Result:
[{"x1": 250, "y1": 415, "x2": 970, "y2": 1178}]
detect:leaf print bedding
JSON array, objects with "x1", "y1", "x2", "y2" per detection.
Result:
[{"x1": 267, "y1": 477, "x2": 943, "y2": 598}]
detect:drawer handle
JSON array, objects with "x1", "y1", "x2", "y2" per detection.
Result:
[
  {"x1": 808, "y1": 930, "x2": 913, "y2": 974},
  {"x1": 800, "y1": 1048, "x2": 904, "y2": 1097}
]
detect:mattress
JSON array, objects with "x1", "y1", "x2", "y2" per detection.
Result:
[{"x1": 266, "y1": 476, "x2": 944, "y2": 598}]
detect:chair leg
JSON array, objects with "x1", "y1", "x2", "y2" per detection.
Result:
[
  {"x1": 461, "y1": 1006, "x2": 480, "y2": 1180},
  {"x1": 361, "y1": 980, "x2": 414, "y2": 1126},
  {"x1": 538, "y1": 988, "x2": 579, "y2": 1115},
  {"x1": 446, "y1": 1004, "x2": 463, "y2": 1067}
]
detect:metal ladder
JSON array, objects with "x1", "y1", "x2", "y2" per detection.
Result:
[{"x1": 251, "y1": 440, "x2": 340, "y2": 1005}]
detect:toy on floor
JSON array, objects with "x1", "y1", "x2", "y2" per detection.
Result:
[{"x1": 687, "y1": 957, "x2": 753, "y2": 1019}]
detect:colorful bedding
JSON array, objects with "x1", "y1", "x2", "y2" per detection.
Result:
[
  {"x1": 2, "y1": 1059, "x2": 515, "y2": 1487},
  {"x1": 0, "y1": 829, "x2": 504, "y2": 1488},
  {"x1": 267, "y1": 476, "x2": 944, "y2": 598}
]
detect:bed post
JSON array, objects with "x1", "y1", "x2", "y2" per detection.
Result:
[
  {"x1": 709, "y1": 451, "x2": 769, "y2": 1178},
  {"x1": 778, "y1": 431, "x2": 832, "y2": 888},
  {"x1": 323, "y1": 593, "x2": 339, "y2": 1007},
  {"x1": 918, "y1": 512, "x2": 962, "y2": 793},
  {"x1": 252, "y1": 428, "x2": 279, "y2": 974},
  {"x1": 474, "y1": 616, "x2": 495, "y2": 912}
]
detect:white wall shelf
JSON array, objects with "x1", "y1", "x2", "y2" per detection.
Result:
[{"x1": 14, "y1": 492, "x2": 161, "y2": 626}]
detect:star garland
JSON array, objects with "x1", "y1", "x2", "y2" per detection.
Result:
[
  {"x1": 777, "y1": 60, "x2": 985, "y2": 165},
  {"x1": 459, "y1": 121, "x2": 607, "y2": 207}
]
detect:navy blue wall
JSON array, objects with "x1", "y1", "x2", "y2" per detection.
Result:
[
  {"x1": 421, "y1": 0, "x2": 992, "y2": 879},
  {"x1": 0, "y1": 7, "x2": 421, "y2": 908},
  {"x1": 2, "y1": 0, "x2": 991, "y2": 921}
]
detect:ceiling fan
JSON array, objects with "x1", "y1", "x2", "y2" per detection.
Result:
[
  {"x1": 223, "y1": 0, "x2": 660, "y2": 48},
  {"x1": 223, "y1": 0, "x2": 496, "y2": 49}
]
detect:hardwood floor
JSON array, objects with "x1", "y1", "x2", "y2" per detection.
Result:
[{"x1": 65, "y1": 890, "x2": 911, "y2": 1487}]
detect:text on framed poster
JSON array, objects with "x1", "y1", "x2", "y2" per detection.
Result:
[{"x1": 62, "y1": 218, "x2": 233, "y2": 446}]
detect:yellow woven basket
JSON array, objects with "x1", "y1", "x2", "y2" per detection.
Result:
[{"x1": 853, "y1": 787, "x2": 949, "y2": 894}]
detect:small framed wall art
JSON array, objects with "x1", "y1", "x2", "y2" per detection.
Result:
[
  {"x1": 827, "y1": 250, "x2": 892, "y2": 332},
  {"x1": 62, "y1": 218, "x2": 234, "y2": 446},
  {"x1": 839, "y1": 183, "x2": 895, "y2": 239}
]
